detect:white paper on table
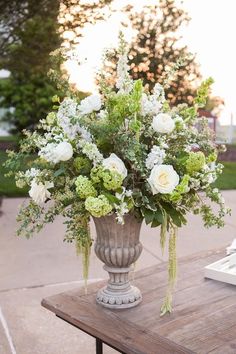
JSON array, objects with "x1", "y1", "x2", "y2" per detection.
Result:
[{"x1": 226, "y1": 239, "x2": 236, "y2": 255}]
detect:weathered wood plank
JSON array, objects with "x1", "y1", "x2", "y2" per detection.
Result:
[
  {"x1": 42, "y1": 248, "x2": 236, "y2": 354},
  {"x1": 42, "y1": 295, "x2": 193, "y2": 354}
]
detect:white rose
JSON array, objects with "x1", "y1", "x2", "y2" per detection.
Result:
[
  {"x1": 102, "y1": 153, "x2": 127, "y2": 179},
  {"x1": 148, "y1": 164, "x2": 179, "y2": 194},
  {"x1": 29, "y1": 180, "x2": 54, "y2": 205},
  {"x1": 78, "y1": 94, "x2": 102, "y2": 115},
  {"x1": 152, "y1": 113, "x2": 175, "y2": 134},
  {"x1": 54, "y1": 141, "x2": 73, "y2": 162}
]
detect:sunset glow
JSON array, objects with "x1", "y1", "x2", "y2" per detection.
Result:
[{"x1": 65, "y1": 0, "x2": 236, "y2": 125}]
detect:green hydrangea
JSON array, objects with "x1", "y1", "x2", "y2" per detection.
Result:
[
  {"x1": 74, "y1": 156, "x2": 92, "y2": 174},
  {"x1": 46, "y1": 112, "x2": 56, "y2": 125},
  {"x1": 85, "y1": 195, "x2": 112, "y2": 217},
  {"x1": 186, "y1": 152, "x2": 206, "y2": 174},
  {"x1": 170, "y1": 175, "x2": 190, "y2": 202},
  {"x1": 91, "y1": 166, "x2": 123, "y2": 191},
  {"x1": 206, "y1": 152, "x2": 217, "y2": 163},
  {"x1": 75, "y1": 176, "x2": 97, "y2": 199},
  {"x1": 90, "y1": 166, "x2": 103, "y2": 184}
]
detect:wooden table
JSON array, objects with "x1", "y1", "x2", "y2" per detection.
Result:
[{"x1": 42, "y1": 249, "x2": 236, "y2": 354}]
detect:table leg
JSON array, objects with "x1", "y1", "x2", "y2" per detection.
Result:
[{"x1": 96, "y1": 338, "x2": 103, "y2": 354}]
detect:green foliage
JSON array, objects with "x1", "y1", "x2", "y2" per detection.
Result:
[
  {"x1": 0, "y1": 0, "x2": 62, "y2": 133},
  {"x1": 194, "y1": 77, "x2": 214, "y2": 108}
]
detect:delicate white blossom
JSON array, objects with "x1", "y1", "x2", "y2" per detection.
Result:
[
  {"x1": 57, "y1": 98, "x2": 79, "y2": 139},
  {"x1": 141, "y1": 93, "x2": 162, "y2": 116},
  {"x1": 102, "y1": 153, "x2": 127, "y2": 179},
  {"x1": 78, "y1": 94, "x2": 102, "y2": 115},
  {"x1": 25, "y1": 168, "x2": 40, "y2": 179},
  {"x1": 148, "y1": 165, "x2": 179, "y2": 194},
  {"x1": 145, "y1": 145, "x2": 166, "y2": 170},
  {"x1": 116, "y1": 53, "x2": 133, "y2": 94},
  {"x1": 152, "y1": 113, "x2": 175, "y2": 134},
  {"x1": 29, "y1": 180, "x2": 54, "y2": 205},
  {"x1": 39, "y1": 142, "x2": 58, "y2": 163},
  {"x1": 78, "y1": 140, "x2": 103, "y2": 165}
]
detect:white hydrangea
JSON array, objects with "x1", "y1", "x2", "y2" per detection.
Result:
[
  {"x1": 78, "y1": 140, "x2": 103, "y2": 165},
  {"x1": 116, "y1": 53, "x2": 133, "y2": 94},
  {"x1": 78, "y1": 94, "x2": 102, "y2": 115},
  {"x1": 145, "y1": 145, "x2": 166, "y2": 170}
]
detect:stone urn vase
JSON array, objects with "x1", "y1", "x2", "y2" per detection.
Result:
[{"x1": 93, "y1": 213, "x2": 143, "y2": 309}]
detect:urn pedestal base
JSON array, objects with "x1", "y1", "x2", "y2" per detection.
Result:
[
  {"x1": 93, "y1": 214, "x2": 143, "y2": 310},
  {"x1": 96, "y1": 265, "x2": 142, "y2": 309}
]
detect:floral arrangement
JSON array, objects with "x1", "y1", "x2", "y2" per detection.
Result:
[{"x1": 5, "y1": 34, "x2": 230, "y2": 315}]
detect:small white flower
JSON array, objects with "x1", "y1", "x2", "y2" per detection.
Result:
[
  {"x1": 148, "y1": 164, "x2": 179, "y2": 194},
  {"x1": 54, "y1": 142, "x2": 73, "y2": 162},
  {"x1": 145, "y1": 145, "x2": 166, "y2": 170},
  {"x1": 25, "y1": 168, "x2": 40, "y2": 179},
  {"x1": 79, "y1": 141, "x2": 103, "y2": 165},
  {"x1": 102, "y1": 153, "x2": 127, "y2": 179},
  {"x1": 152, "y1": 113, "x2": 175, "y2": 134},
  {"x1": 141, "y1": 93, "x2": 162, "y2": 116},
  {"x1": 78, "y1": 94, "x2": 102, "y2": 115},
  {"x1": 29, "y1": 180, "x2": 54, "y2": 205},
  {"x1": 125, "y1": 189, "x2": 132, "y2": 197}
]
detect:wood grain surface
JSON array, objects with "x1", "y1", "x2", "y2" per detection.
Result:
[{"x1": 42, "y1": 248, "x2": 236, "y2": 354}]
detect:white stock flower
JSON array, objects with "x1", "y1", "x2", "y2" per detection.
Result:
[
  {"x1": 145, "y1": 145, "x2": 166, "y2": 170},
  {"x1": 148, "y1": 165, "x2": 179, "y2": 194},
  {"x1": 152, "y1": 113, "x2": 175, "y2": 134},
  {"x1": 57, "y1": 98, "x2": 77, "y2": 120},
  {"x1": 116, "y1": 53, "x2": 133, "y2": 94},
  {"x1": 57, "y1": 98, "x2": 79, "y2": 139},
  {"x1": 29, "y1": 180, "x2": 54, "y2": 205},
  {"x1": 54, "y1": 142, "x2": 73, "y2": 162},
  {"x1": 102, "y1": 153, "x2": 127, "y2": 179},
  {"x1": 78, "y1": 94, "x2": 102, "y2": 115}
]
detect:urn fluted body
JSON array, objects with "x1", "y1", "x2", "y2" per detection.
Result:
[{"x1": 93, "y1": 213, "x2": 143, "y2": 309}]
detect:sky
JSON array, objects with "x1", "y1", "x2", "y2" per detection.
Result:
[{"x1": 65, "y1": 0, "x2": 236, "y2": 125}]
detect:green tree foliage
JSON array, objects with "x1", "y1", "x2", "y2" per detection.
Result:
[
  {"x1": 0, "y1": 0, "x2": 62, "y2": 133},
  {"x1": 128, "y1": 0, "x2": 201, "y2": 105},
  {"x1": 104, "y1": 0, "x2": 201, "y2": 105}
]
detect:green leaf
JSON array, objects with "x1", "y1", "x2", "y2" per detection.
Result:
[
  {"x1": 103, "y1": 192, "x2": 119, "y2": 205},
  {"x1": 54, "y1": 167, "x2": 66, "y2": 177}
]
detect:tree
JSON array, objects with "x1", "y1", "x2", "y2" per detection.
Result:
[
  {"x1": 0, "y1": 0, "x2": 62, "y2": 133},
  {"x1": 104, "y1": 0, "x2": 201, "y2": 105}
]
